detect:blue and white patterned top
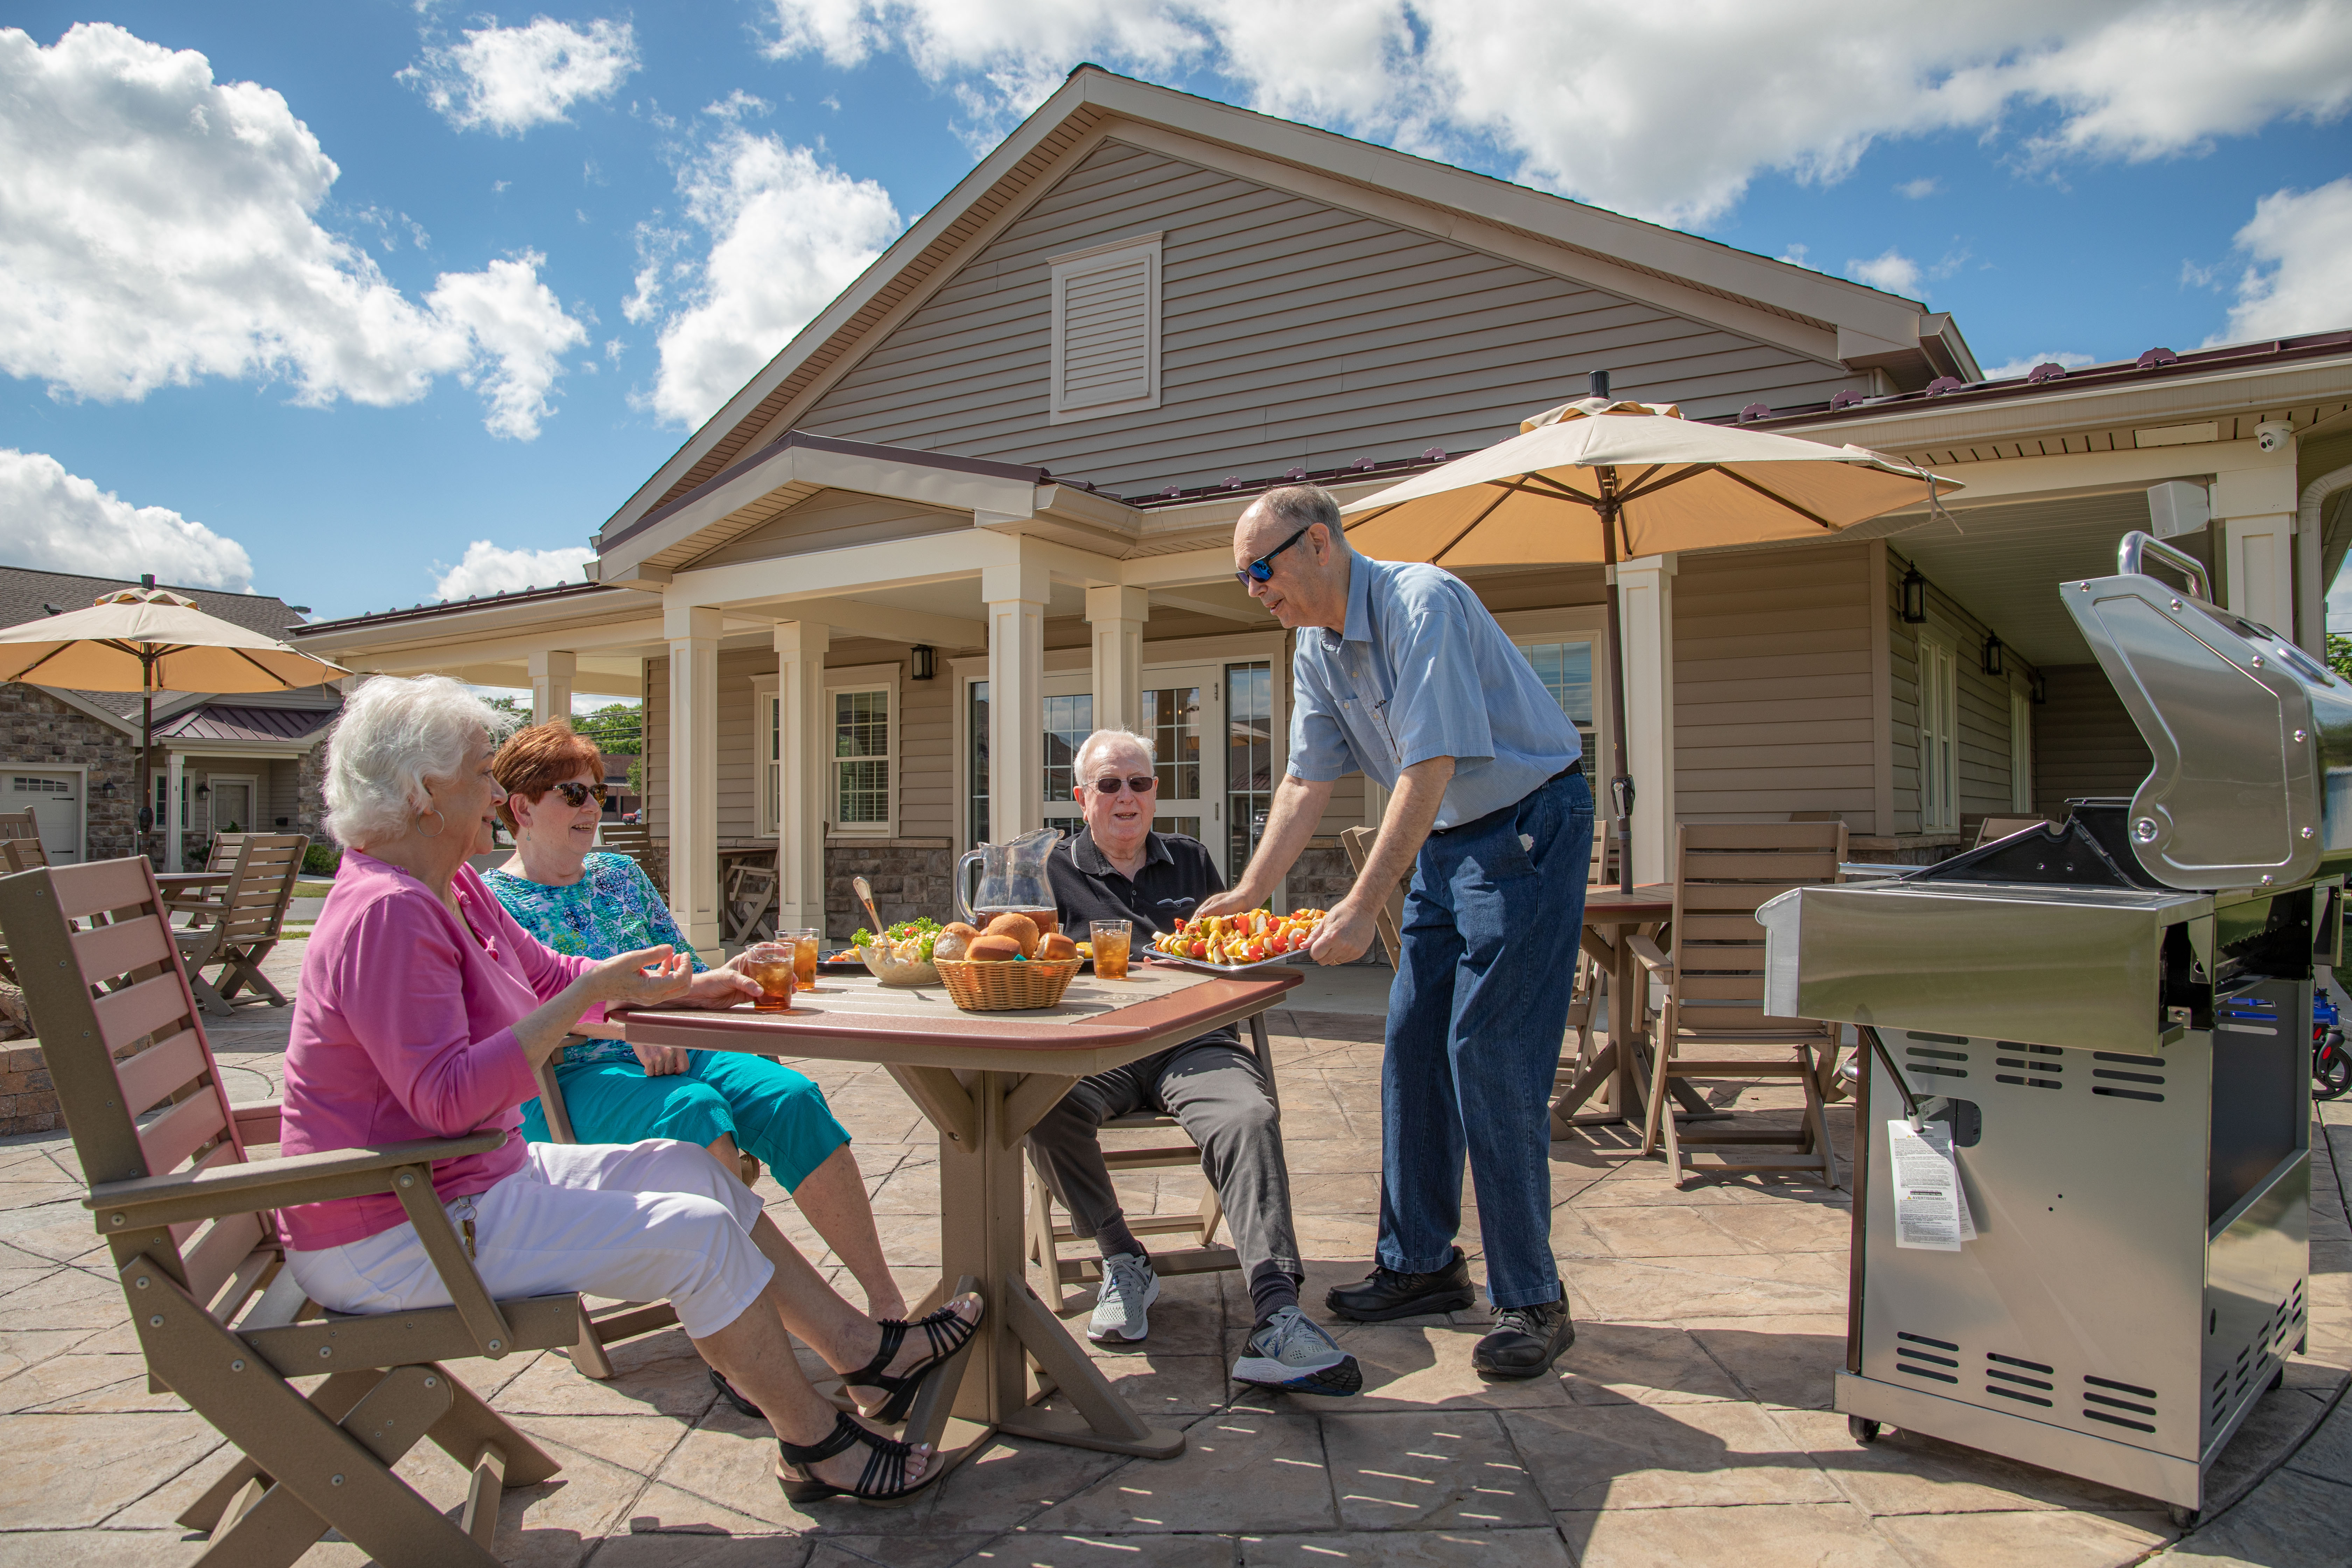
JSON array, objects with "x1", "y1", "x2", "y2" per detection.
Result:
[{"x1": 481, "y1": 852, "x2": 706, "y2": 1067}]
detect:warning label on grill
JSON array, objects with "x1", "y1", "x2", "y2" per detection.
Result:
[{"x1": 1888, "y1": 1119, "x2": 1977, "y2": 1251}]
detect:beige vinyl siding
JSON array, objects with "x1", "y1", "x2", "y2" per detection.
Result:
[
  {"x1": 2033, "y1": 664, "x2": 2152, "y2": 816},
  {"x1": 1883, "y1": 549, "x2": 2033, "y2": 835},
  {"x1": 1674, "y1": 543, "x2": 1879, "y2": 832},
  {"x1": 799, "y1": 140, "x2": 1861, "y2": 496}
]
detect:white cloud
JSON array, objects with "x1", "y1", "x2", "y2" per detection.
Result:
[
  {"x1": 761, "y1": 0, "x2": 2352, "y2": 225},
  {"x1": 0, "y1": 23, "x2": 588, "y2": 439},
  {"x1": 1847, "y1": 249, "x2": 1924, "y2": 298},
  {"x1": 431, "y1": 540, "x2": 596, "y2": 600},
  {"x1": 1895, "y1": 176, "x2": 1942, "y2": 199},
  {"x1": 0, "y1": 449, "x2": 254, "y2": 592},
  {"x1": 400, "y1": 15, "x2": 638, "y2": 135},
  {"x1": 637, "y1": 129, "x2": 902, "y2": 426},
  {"x1": 1776, "y1": 243, "x2": 1811, "y2": 268},
  {"x1": 2213, "y1": 177, "x2": 2352, "y2": 343},
  {"x1": 1979, "y1": 349, "x2": 2098, "y2": 379}
]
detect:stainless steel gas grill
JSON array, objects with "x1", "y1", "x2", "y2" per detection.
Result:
[{"x1": 1759, "y1": 531, "x2": 2349, "y2": 1521}]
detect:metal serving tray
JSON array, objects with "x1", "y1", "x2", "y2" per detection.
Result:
[{"x1": 1145, "y1": 951, "x2": 1311, "y2": 978}]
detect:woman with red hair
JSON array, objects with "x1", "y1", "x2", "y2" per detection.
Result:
[{"x1": 484, "y1": 722, "x2": 905, "y2": 1332}]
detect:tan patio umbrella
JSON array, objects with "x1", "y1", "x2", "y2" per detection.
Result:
[
  {"x1": 1340, "y1": 382, "x2": 1959, "y2": 892},
  {"x1": 0, "y1": 577, "x2": 350, "y2": 846}
]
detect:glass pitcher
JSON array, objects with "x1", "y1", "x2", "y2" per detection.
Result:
[{"x1": 955, "y1": 826, "x2": 1064, "y2": 937}]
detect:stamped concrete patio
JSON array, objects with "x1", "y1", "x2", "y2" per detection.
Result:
[{"x1": 1, "y1": 941, "x2": 2347, "y2": 1567}]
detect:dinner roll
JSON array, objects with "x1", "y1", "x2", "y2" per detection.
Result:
[
  {"x1": 983, "y1": 912, "x2": 1041, "y2": 957},
  {"x1": 965, "y1": 934, "x2": 1023, "y2": 962},
  {"x1": 933, "y1": 922, "x2": 980, "y2": 962},
  {"x1": 1038, "y1": 932, "x2": 1078, "y2": 962}
]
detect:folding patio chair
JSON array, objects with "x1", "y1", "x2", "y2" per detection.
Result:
[
  {"x1": 0, "y1": 855, "x2": 576, "y2": 1566},
  {"x1": 169, "y1": 832, "x2": 307, "y2": 1015},
  {"x1": 722, "y1": 859, "x2": 779, "y2": 945},
  {"x1": 1636, "y1": 821, "x2": 1848, "y2": 1188}
]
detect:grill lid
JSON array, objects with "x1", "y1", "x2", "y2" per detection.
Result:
[{"x1": 2063, "y1": 531, "x2": 2352, "y2": 891}]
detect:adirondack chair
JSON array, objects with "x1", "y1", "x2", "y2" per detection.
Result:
[
  {"x1": 169, "y1": 832, "x2": 307, "y2": 1015},
  {"x1": 1636, "y1": 821, "x2": 1848, "y2": 1188},
  {"x1": 0, "y1": 810, "x2": 47, "y2": 985},
  {"x1": 0, "y1": 855, "x2": 576, "y2": 1566}
]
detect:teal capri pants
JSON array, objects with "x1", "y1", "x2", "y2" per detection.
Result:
[{"x1": 520, "y1": 1049, "x2": 851, "y2": 1193}]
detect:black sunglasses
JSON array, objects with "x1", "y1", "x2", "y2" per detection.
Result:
[
  {"x1": 550, "y1": 781, "x2": 609, "y2": 808},
  {"x1": 1089, "y1": 775, "x2": 1159, "y2": 796},
  {"x1": 1236, "y1": 524, "x2": 1312, "y2": 586}
]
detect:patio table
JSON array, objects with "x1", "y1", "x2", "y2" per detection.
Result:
[
  {"x1": 155, "y1": 871, "x2": 232, "y2": 893},
  {"x1": 610, "y1": 958, "x2": 1302, "y2": 1469},
  {"x1": 1550, "y1": 886, "x2": 1713, "y2": 1134}
]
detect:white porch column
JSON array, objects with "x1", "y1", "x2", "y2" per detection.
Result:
[
  {"x1": 664, "y1": 601, "x2": 722, "y2": 959},
  {"x1": 165, "y1": 750, "x2": 183, "y2": 871},
  {"x1": 982, "y1": 559, "x2": 1050, "y2": 844},
  {"x1": 775, "y1": 620, "x2": 830, "y2": 936},
  {"x1": 1085, "y1": 586, "x2": 1149, "y2": 736},
  {"x1": 2214, "y1": 458, "x2": 2301, "y2": 638},
  {"x1": 1609, "y1": 553, "x2": 1678, "y2": 887},
  {"x1": 528, "y1": 650, "x2": 577, "y2": 726}
]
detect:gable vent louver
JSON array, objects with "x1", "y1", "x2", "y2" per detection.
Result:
[{"x1": 1051, "y1": 235, "x2": 1162, "y2": 422}]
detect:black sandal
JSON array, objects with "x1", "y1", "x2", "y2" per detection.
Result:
[
  {"x1": 776, "y1": 1410, "x2": 940, "y2": 1507},
  {"x1": 710, "y1": 1365, "x2": 764, "y2": 1420},
  {"x1": 842, "y1": 1294, "x2": 984, "y2": 1425}
]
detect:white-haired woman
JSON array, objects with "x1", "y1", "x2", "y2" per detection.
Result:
[{"x1": 279, "y1": 675, "x2": 979, "y2": 1505}]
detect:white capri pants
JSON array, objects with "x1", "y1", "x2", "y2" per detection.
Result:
[{"x1": 287, "y1": 1139, "x2": 776, "y2": 1340}]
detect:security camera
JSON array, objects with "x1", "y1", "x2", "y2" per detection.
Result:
[{"x1": 2256, "y1": 420, "x2": 2294, "y2": 454}]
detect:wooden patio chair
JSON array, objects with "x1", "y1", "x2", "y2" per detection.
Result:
[
  {"x1": 1025, "y1": 1010, "x2": 1282, "y2": 1315},
  {"x1": 1636, "y1": 821, "x2": 1847, "y2": 1189},
  {"x1": 0, "y1": 856, "x2": 574, "y2": 1566},
  {"x1": 170, "y1": 832, "x2": 307, "y2": 1015},
  {"x1": 0, "y1": 810, "x2": 44, "y2": 983},
  {"x1": 722, "y1": 860, "x2": 779, "y2": 945}
]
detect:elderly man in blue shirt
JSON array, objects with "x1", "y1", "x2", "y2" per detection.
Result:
[{"x1": 1198, "y1": 483, "x2": 1594, "y2": 1380}]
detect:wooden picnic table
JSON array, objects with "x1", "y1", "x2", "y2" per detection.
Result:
[
  {"x1": 1550, "y1": 885, "x2": 1713, "y2": 1135},
  {"x1": 610, "y1": 958, "x2": 1302, "y2": 1470}
]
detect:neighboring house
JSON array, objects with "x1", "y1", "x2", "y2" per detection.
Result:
[
  {"x1": 600, "y1": 751, "x2": 641, "y2": 822},
  {"x1": 287, "y1": 67, "x2": 2352, "y2": 951},
  {"x1": 0, "y1": 566, "x2": 337, "y2": 867}
]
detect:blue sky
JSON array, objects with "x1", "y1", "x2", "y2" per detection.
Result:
[{"x1": 4, "y1": 2, "x2": 2349, "y2": 629}]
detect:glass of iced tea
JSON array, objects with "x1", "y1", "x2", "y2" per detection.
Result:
[
  {"x1": 790, "y1": 927, "x2": 821, "y2": 990},
  {"x1": 741, "y1": 941, "x2": 796, "y2": 1012},
  {"x1": 1090, "y1": 919, "x2": 1132, "y2": 980}
]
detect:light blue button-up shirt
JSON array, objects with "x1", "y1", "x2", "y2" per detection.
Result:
[{"x1": 1288, "y1": 553, "x2": 1581, "y2": 831}]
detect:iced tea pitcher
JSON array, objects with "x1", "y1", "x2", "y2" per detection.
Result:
[{"x1": 955, "y1": 825, "x2": 1063, "y2": 935}]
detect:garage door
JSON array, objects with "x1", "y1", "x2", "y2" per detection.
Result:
[{"x1": 5, "y1": 770, "x2": 83, "y2": 864}]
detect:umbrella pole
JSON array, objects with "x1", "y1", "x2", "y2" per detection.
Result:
[
  {"x1": 139, "y1": 671, "x2": 155, "y2": 867},
  {"x1": 1600, "y1": 475, "x2": 1634, "y2": 896}
]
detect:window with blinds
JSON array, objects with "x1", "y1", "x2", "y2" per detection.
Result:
[{"x1": 1050, "y1": 235, "x2": 1162, "y2": 422}]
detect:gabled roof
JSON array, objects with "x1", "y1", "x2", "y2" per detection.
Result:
[
  {"x1": 599, "y1": 65, "x2": 1975, "y2": 552},
  {"x1": 156, "y1": 704, "x2": 338, "y2": 746},
  {"x1": 0, "y1": 565, "x2": 317, "y2": 720}
]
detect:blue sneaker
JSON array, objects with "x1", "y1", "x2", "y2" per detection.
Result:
[{"x1": 1233, "y1": 1306, "x2": 1362, "y2": 1396}]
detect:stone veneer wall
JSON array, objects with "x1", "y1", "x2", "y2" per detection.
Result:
[
  {"x1": 826, "y1": 841, "x2": 953, "y2": 940},
  {"x1": 1289, "y1": 843, "x2": 1355, "y2": 912},
  {"x1": 0, "y1": 684, "x2": 139, "y2": 861},
  {"x1": 0, "y1": 1042, "x2": 60, "y2": 1137}
]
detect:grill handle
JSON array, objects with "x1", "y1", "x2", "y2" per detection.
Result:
[
  {"x1": 2118, "y1": 528, "x2": 2213, "y2": 602},
  {"x1": 1856, "y1": 1025, "x2": 1923, "y2": 1121}
]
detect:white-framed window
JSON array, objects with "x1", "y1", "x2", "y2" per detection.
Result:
[
  {"x1": 1049, "y1": 233, "x2": 1161, "y2": 423},
  {"x1": 1918, "y1": 637, "x2": 1959, "y2": 832},
  {"x1": 755, "y1": 663, "x2": 899, "y2": 838},
  {"x1": 2010, "y1": 688, "x2": 2035, "y2": 813}
]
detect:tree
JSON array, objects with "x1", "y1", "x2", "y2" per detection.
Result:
[
  {"x1": 480, "y1": 694, "x2": 528, "y2": 740},
  {"x1": 575, "y1": 702, "x2": 643, "y2": 753},
  {"x1": 2330, "y1": 634, "x2": 2352, "y2": 685}
]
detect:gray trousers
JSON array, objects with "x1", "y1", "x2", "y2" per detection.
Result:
[{"x1": 1025, "y1": 1035, "x2": 1302, "y2": 1283}]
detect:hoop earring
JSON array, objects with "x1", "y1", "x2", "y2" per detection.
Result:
[{"x1": 416, "y1": 808, "x2": 446, "y2": 840}]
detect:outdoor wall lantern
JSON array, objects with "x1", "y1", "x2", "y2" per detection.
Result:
[
  {"x1": 911, "y1": 645, "x2": 937, "y2": 681},
  {"x1": 1898, "y1": 565, "x2": 1927, "y2": 624},
  {"x1": 1982, "y1": 632, "x2": 2005, "y2": 677},
  {"x1": 195, "y1": 782, "x2": 209, "y2": 798},
  {"x1": 2030, "y1": 671, "x2": 2048, "y2": 705}
]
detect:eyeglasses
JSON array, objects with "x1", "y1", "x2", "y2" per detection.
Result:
[
  {"x1": 550, "y1": 781, "x2": 609, "y2": 808},
  {"x1": 1235, "y1": 524, "x2": 1312, "y2": 586},
  {"x1": 1088, "y1": 775, "x2": 1159, "y2": 796}
]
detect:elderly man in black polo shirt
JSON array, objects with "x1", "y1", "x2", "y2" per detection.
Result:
[{"x1": 1030, "y1": 726, "x2": 1359, "y2": 1397}]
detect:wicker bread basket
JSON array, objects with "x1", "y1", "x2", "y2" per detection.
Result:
[{"x1": 932, "y1": 957, "x2": 1083, "y2": 1011}]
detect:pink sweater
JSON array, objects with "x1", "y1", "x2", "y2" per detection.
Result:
[{"x1": 279, "y1": 850, "x2": 599, "y2": 1250}]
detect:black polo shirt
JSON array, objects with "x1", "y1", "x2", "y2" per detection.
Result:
[{"x1": 1047, "y1": 826, "x2": 1236, "y2": 1049}]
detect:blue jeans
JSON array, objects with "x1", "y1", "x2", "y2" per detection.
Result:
[{"x1": 1380, "y1": 768, "x2": 1592, "y2": 1309}]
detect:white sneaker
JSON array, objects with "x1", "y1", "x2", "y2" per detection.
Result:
[
  {"x1": 1233, "y1": 1305, "x2": 1363, "y2": 1396},
  {"x1": 1088, "y1": 1252, "x2": 1160, "y2": 1344}
]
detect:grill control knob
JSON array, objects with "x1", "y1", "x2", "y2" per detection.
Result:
[{"x1": 2133, "y1": 818, "x2": 2159, "y2": 844}]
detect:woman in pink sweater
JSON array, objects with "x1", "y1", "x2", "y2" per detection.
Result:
[{"x1": 281, "y1": 675, "x2": 976, "y2": 1506}]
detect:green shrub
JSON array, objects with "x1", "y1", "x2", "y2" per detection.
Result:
[{"x1": 302, "y1": 841, "x2": 341, "y2": 876}]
